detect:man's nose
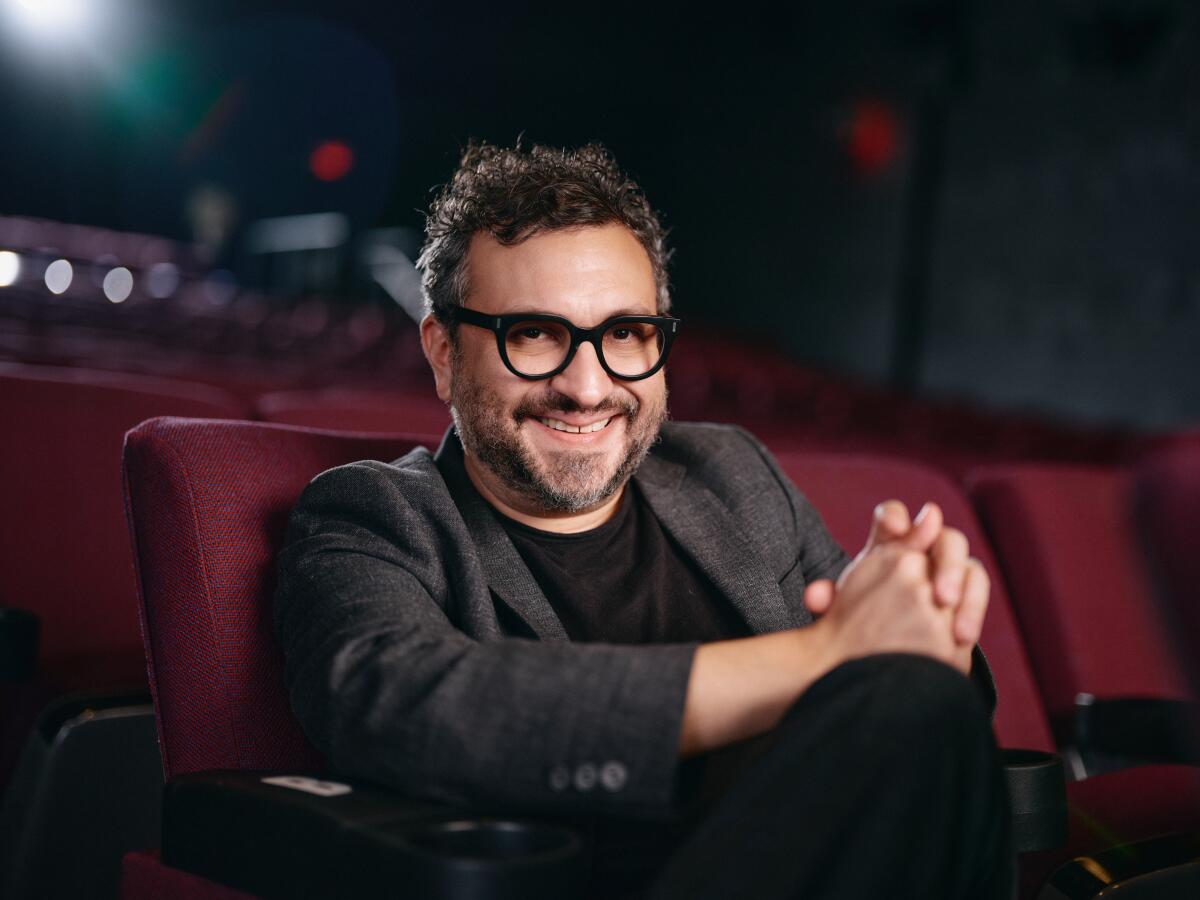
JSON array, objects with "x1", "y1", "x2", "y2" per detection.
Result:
[{"x1": 548, "y1": 341, "x2": 613, "y2": 410}]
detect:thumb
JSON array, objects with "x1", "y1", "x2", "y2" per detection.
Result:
[
  {"x1": 804, "y1": 579, "x2": 835, "y2": 616},
  {"x1": 863, "y1": 500, "x2": 912, "y2": 552},
  {"x1": 903, "y1": 501, "x2": 943, "y2": 553}
]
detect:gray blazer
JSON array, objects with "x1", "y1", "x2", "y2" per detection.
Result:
[{"x1": 274, "y1": 422, "x2": 964, "y2": 819}]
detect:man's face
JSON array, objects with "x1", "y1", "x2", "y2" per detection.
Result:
[{"x1": 431, "y1": 223, "x2": 668, "y2": 515}]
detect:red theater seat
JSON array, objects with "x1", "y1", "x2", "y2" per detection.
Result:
[
  {"x1": 1136, "y1": 440, "x2": 1200, "y2": 700},
  {"x1": 120, "y1": 419, "x2": 429, "y2": 896},
  {"x1": 255, "y1": 385, "x2": 450, "y2": 437},
  {"x1": 122, "y1": 418, "x2": 424, "y2": 779},
  {"x1": 0, "y1": 363, "x2": 250, "y2": 786},
  {"x1": 965, "y1": 464, "x2": 1191, "y2": 751}
]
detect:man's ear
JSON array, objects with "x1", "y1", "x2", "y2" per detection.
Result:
[{"x1": 420, "y1": 314, "x2": 454, "y2": 403}]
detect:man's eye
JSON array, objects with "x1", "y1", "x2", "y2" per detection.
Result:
[
  {"x1": 520, "y1": 328, "x2": 543, "y2": 340},
  {"x1": 611, "y1": 328, "x2": 632, "y2": 341}
]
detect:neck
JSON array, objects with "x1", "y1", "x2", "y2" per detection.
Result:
[{"x1": 462, "y1": 452, "x2": 625, "y2": 534}]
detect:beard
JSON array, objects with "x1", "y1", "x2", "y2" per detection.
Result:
[{"x1": 449, "y1": 361, "x2": 667, "y2": 514}]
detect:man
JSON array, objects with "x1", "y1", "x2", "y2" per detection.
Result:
[{"x1": 275, "y1": 142, "x2": 1011, "y2": 898}]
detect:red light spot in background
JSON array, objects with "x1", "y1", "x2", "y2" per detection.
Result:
[
  {"x1": 843, "y1": 100, "x2": 901, "y2": 178},
  {"x1": 309, "y1": 140, "x2": 355, "y2": 182}
]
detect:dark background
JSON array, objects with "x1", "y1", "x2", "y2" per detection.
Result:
[{"x1": 2, "y1": 0, "x2": 1197, "y2": 429}]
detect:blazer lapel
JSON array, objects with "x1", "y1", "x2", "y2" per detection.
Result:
[
  {"x1": 434, "y1": 428, "x2": 798, "y2": 640},
  {"x1": 635, "y1": 453, "x2": 799, "y2": 634},
  {"x1": 435, "y1": 431, "x2": 569, "y2": 642}
]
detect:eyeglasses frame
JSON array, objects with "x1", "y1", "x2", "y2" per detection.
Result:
[{"x1": 445, "y1": 306, "x2": 682, "y2": 381}]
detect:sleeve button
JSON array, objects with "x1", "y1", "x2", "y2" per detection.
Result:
[
  {"x1": 548, "y1": 765, "x2": 571, "y2": 792},
  {"x1": 600, "y1": 761, "x2": 628, "y2": 792},
  {"x1": 573, "y1": 763, "x2": 598, "y2": 791}
]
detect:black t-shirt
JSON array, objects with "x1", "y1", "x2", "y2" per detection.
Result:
[{"x1": 499, "y1": 482, "x2": 750, "y2": 645}]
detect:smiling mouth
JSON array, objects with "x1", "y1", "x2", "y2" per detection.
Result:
[{"x1": 536, "y1": 416, "x2": 613, "y2": 434}]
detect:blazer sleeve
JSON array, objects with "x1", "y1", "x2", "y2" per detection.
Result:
[{"x1": 274, "y1": 462, "x2": 696, "y2": 819}]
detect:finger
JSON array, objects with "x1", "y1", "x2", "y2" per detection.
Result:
[
  {"x1": 864, "y1": 500, "x2": 912, "y2": 552},
  {"x1": 951, "y1": 644, "x2": 973, "y2": 676},
  {"x1": 929, "y1": 527, "x2": 969, "y2": 608},
  {"x1": 903, "y1": 501, "x2": 943, "y2": 554},
  {"x1": 953, "y1": 559, "x2": 991, "y2": 645},
  {"x1": 804, "y1": 579, "x2": 835, "y2": 616}
]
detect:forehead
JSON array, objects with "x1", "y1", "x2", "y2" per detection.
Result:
[{"x1": 465, "y1": 223, "x2": 657, "y2": 321}]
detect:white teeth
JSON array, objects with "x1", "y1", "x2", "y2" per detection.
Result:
[{"x1": 538, "y1": 416, "x2": 612, "y2": 434}]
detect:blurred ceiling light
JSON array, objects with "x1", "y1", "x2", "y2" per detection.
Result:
[
  {"x1": 246, "y1": 213, "x2": 349, "y2": 254},
  {"x1": 5, "y1": 0, "x2": 89, "y2": 37},
  {"x1": 102, "y1": 266, "x2": 133, "y2": 303},
  {"x1": 44, "y1": 258, "x2": 72, "y2": 294},
  {"x1": 145, "y1": 261, "x2": 180, "y2": 299},
  {"x1": 363, "y1": 243, "x2": 424, "y2": 322},
  {"x1": 309, "y1": 140, "x2": 355, "y2": 182},
  {"x1": 0, "y1": 250, "x2": 21, "y2": 287},
  {"x1": 843, "y1": 99, "x2": 902, "y2": 178}
]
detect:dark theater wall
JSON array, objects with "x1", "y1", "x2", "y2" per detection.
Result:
[
  {"x1": 1, "y1": 0, "x2": 1197, "y2": 429},
  {"x1": 923, "y1": 1, "x2": 1200, "y2": 428}
]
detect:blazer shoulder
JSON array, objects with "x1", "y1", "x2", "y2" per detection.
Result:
[
  {"x1": 655, "y1": 421, "x2": 782, "y2": 486},
  {"x1": 288, "y1": 445, "x2": 461, "y2": 538},
  {"x1": 302, "y1": 446, "x2": 440, "y2": 501}
]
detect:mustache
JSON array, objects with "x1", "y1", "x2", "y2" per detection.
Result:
[{"x1": 513, "y1": 390, "x2": 639, "y2": 422}]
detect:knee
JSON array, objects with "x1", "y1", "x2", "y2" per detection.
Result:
[
  {"x1": 828, "y1": 653, "x2": 992, "y2": 749},
  {"x1": 865, "y1": 653, "x2": 992, "y2": 749}
]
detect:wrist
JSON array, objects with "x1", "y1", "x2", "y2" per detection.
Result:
[{"x1": 800, "y1": 616, "x2": 845, "y2": 686}]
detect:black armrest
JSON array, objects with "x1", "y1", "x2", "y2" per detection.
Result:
[
  {"x1": 164, "y1": 770, "x2": 588, "y2": 900},
  {"x1": 1037, "y1": 831, "x2": 1200, "y2": 899},
  {"x1": 1069, "y1": 695, "x2": 1200, "y2": 775},
  {"x1": 1, "y1": 691, "x2": 160, "y2": 899},
  {"x1": 0, "y1": 607, "x2": 39, "y2": 681}
]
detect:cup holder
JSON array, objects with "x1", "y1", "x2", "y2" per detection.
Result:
[
  {"x1": 366, "y1": 817, "x2": 587, "y2": 900},
  {"x1": 1002, "y1": 748, "x2": 1067, "y2": 853},
  {"x1": 402, "y1": 819, "x2": 580, "y2": 863}
]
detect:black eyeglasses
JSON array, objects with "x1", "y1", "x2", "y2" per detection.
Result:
[{"x1": 445, "y1": 306, "x2": 681, "y2": 381}]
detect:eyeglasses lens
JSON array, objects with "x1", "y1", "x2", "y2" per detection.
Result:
[
  {"x1": 503, "y1": 319, "x2": 666, "y2": 378},
  {"x1": 602, "y1": 321, "x2": 666, "y2": 377},
  {"x1": 504, "y1": 320, "x2": 572, "y2": 377}
]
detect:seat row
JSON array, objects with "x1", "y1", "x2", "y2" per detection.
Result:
[
  {"x1": 115, "y1": 418, "x2": 1200, "y2": 899},
  {"x1": 0, "y1": 360, "x2": 1196, "y2": 898}
]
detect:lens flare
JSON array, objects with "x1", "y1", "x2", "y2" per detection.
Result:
[
  {"x1": 44, "y1": 258, "x2": 73, "y2": 295},
  {"x1": 0, "y1": 250, "x2": 21, "y2": 287},
  {"x1": 103, "y1": 266, "x2": 134, "y2": 303}
]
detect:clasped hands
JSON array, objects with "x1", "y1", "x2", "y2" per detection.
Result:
[{"x1": 804, "y1": 502, "x2": 990, "y2": 675}]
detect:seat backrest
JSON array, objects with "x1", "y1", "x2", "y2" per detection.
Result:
[
  {"x1": 1134, "y1": 442, "x2": 1200, "y2": 700},
  {"x1": 966, "y1": 463, "x2": 1189, "y2": 724},
  {"x1": 255, "y1": 385, "x2": 451, "y2": 436},
  {"x1": 122, "y1": 417, "x2": 429, "y2": 779},
  {"x1": 775, "y1": 451, "x2": 1055, "y2": 752},
  {"x1": 0, "y1": 363, "x2": 250, "y2": 689}
]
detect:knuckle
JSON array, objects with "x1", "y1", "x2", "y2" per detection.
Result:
[
  {"x1": 945, "y1": 527, "x2": 968, "y2": 551},
  {"x1": 878, "y1": 543, "x2": 906, "y2": 565}
]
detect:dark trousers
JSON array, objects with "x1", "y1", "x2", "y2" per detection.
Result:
[{"x1": 588, "y1": 653, "x2": 1014, "y2": 900}]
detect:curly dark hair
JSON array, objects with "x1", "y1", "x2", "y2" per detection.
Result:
[{"x1": 417, "y1": 142, "x2": 672, "y2": 324}]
